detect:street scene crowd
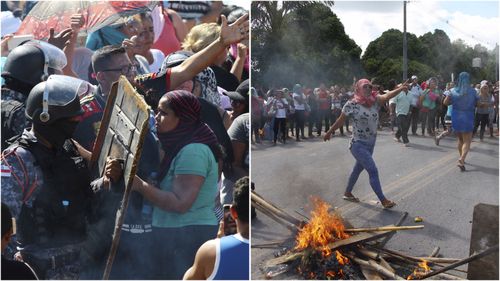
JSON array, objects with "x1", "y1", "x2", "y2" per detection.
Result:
[
  {"x1": 253, "y1": 75, "x2": 499, "y2": 206},
  {"x1": 1, "y1": 1, "x2": 249, "y2": 279}
]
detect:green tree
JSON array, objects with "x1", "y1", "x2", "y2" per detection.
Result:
[
  {"x1": 252, "y1": 1, "x2": 364, "y2": 88},
  {"x1": 362, "y1": 28, "x2": 498, "y2": 85}
]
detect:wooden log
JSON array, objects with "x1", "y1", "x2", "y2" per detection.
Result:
[
  {"x1": 415, "y1": 257, "x2": 460, "y2": 263},
  {"x1": 382, "y1": 253, "x2": 468, "y2": 274},
  {"x1": 359, "y1": 264, "x2": 383, "y2": 280},
  {"x1": 417, "y1": 244, "x2": 499, "y2": 279},
  {"x1": 374, "y1": 212, "x2": 408, "y2": 260},
  {"x1": 252, "y1": 191, "x2": 302, "y2": 226},
  {"x1": 265, "y1": 229, "x2": 392, "y2": 267},
  {"x1": 252, "y1": 195, "x2": 299, "y2": 227},
  {"x1": 251, "y1": 192, "x2": 294, "y2": 222},
  {"x1": 356, "y1": 247, "x2": 394, "y2": 273},
  {"x1": 378, "y1": 212, "x2": 408, "y2": 246},
  {"x1": 379, "y1": 257, "x2": 395, "y2": 273},
  {"x1": 373, "y1": 246, "x2": 462, "y2": 265},
  {"x1": 345, "y1": 225, "x2": 424, "y2": 232},
  {"x1": 346, "y1": 253, "x2": 405, "y2": 280},
  {"x1": 430, "y1": 246, "x2": 440, "y2": 257},
  {"x1": 357, "y1": 248, "x2": 380, "y2": 260},
  {"x1": 253, "y1": 201, "x2": 298, "y2": 232}
]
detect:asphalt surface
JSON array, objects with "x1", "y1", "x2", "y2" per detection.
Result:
[{"x1": 251, "y1": 127, "x2": 499, "y2": 279}]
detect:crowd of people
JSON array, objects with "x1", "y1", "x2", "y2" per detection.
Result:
[
  {"x1": 253, "y1": 75, "x2": 499, "y2": 147},
  {"x1": 253, "y1": 74, "x2": 499, "y2": 206},
  {"x1": 1, "y1": 1, "x2": 249, "y2": 280}
]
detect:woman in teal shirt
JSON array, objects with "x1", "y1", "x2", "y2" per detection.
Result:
[
  {"x1": 419, "y1": 77, "x2": 440, "y2": 136},
  {"x1": 132, "y1": 90, "x2": 222, "y2": 279}
]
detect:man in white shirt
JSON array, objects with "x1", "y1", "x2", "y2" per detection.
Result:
[{"x1": 408, "y1": 75, "x2": 423, "y2": 135}]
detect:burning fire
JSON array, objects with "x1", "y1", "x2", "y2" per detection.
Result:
[
  {"x1": 407, "y1": 259, "x2": 431, "y2": 280},
  {"x1": 295, "y1": 197, "x2": 350, "y2": 256},
  {"x1": 294, "y1": 198, "x2": 351, "y2": 279}
]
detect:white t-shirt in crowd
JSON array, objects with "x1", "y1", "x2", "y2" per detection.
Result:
[
  {"x1": 274, "y1": 98, "x2": 288, "y2": 118},
  {"x1": 293, "y1": 93, "x2": 305, "y2": 110},
  {"x1": 148, "y1": 49, "x2": 166, "y2": 73},
  {"x1": 408, "y1": 84, "x2": 422, "y2": 106}
]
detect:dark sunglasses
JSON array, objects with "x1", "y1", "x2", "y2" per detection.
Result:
[
  {"x1": 100, "y1": 64, "x2": 137, "y2": 75},
  {"x1": 363, "y1": 84, "x2": 373, "y2": 90}
]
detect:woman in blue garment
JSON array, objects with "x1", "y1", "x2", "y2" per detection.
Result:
[{"x1": 443, "y1": 72, "x2": 478, "y2": 171}]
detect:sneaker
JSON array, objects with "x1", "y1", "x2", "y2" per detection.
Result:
[
  {"x1": 434, "y1": 136, "x2": 440, "y2": 146},
  {"x1": 393, "y1": 137, "x2": 401, "y2": 143},
  {"x1": 404, "y1": 143, "x2": 410, "y2": 147}
]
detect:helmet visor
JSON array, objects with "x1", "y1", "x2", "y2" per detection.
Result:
[{"x1": 24, "y1": 40, "x2": 67, "y2": 73}]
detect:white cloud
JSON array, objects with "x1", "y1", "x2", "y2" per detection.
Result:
[
  {"x1": 446, "y1": 11, "x2": 499, "y2": 48},
  {"x1": 332, "y1": 1, "x2": 499, "y2": 53}
]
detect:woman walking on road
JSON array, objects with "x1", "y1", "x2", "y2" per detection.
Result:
[
  {"x1": 473, "y1": 81, "x2": 493, "y2": 141},
  {"x1": 323, "y1": 79, "x2": 409, "y2": 209},
  {"x1": 443, "y1": 72, "x2": 478, "y2": 171},
  {"x1": 419, "y1": 77, "x2": 440, "y2": 136}
]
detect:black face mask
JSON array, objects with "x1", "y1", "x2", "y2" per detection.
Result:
[{"x1": 34, "y1": 119, "x2": 79, "y2": 150}]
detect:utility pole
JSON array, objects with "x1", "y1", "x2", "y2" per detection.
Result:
[
  {"x1": 403, "y1": 0, "x2": 408, "y2": 80},
  {"x1": 496, "y1": 43, "x2": 499, "y2": 82}
]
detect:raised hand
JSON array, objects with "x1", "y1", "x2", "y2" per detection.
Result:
[
  {"x1": 70, "y1": 10, "x2": 85, "y2": 31},
  {"x1": 237, "y1": 43, "x2": 248, "y2": 59},
  {"x1": 1, "y1": 34, "x2": 13, "y2": 56},
  {"x1": 399, "y1": 79, "x2": 410, "y2": 92},
  {"x1": 48, "y1": 27, "x2": 73, "y2": 49},
  {"x1": 219, "y1": 14, "x2": 249, "y2": 46},
  {"x1": 122, "y1": 35, "x2": 142, "y2": 57}
]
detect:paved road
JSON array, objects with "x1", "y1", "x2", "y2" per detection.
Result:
[{"x1": 251, "y1": 128, "x2": 499, "y2": 279}]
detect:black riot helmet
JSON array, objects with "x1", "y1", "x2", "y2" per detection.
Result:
[
  {"x1": 25, "y1": 75, "x2": 88, "y2": 125},
  {"x1": 2, "y1": 40, "x2": 67, "y2": 88}
]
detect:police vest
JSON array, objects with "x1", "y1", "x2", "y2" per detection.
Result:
[
  {"x1": 1, "y1": 99, "x2": 24, "y2": 150},
  {"x1": 15, "y1": 137, "x2": 93, "y2": 248}
]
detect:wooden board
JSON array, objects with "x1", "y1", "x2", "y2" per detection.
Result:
[{"x1": 265, "y1": 228, "x2": 392, "y2": 267}]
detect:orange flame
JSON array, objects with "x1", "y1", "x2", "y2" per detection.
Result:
[
  {"x1": 295, "y1": 197, "x2": 350, "y2": 258},
  {"x1": 407, "y1": 260, "x2": 431, "y2": 280},
  {"x1": 335, "y1": 250, "x2": 349, "y2": 265}
]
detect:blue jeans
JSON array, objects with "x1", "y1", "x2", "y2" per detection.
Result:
[{"x1": 346, "y1": 140, "x2": 386, "y2": 201}]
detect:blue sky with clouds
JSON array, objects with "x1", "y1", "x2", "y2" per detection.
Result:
[{"x1": 329, "y1": 0, "x2": 499, "y2": 53}]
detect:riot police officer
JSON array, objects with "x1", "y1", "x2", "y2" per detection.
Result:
[
  {"x1": 1, "y1": 75, "x2": 122, "y2": 279},
  {"x1": 1, "y1": 40, "x2": 67, "y2": 150}
]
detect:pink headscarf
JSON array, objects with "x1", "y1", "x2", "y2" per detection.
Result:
[{"x1": 353, "y1": 79, "x2": 378, "y2": 107}]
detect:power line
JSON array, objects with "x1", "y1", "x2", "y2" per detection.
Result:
[{"x1": 411, "y1": 1, "x2": 496, "y2": 48}]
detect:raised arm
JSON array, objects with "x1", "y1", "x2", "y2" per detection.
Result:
[
  {"x1": 377, "y1": 80, "x2": 409, "y2": 105},
  {"x1": 230, "y1": 43, "x2": 248, "y2": 82},
  {"x1": 169, "y1": 14, "x2": 249, "y2": 90}
]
